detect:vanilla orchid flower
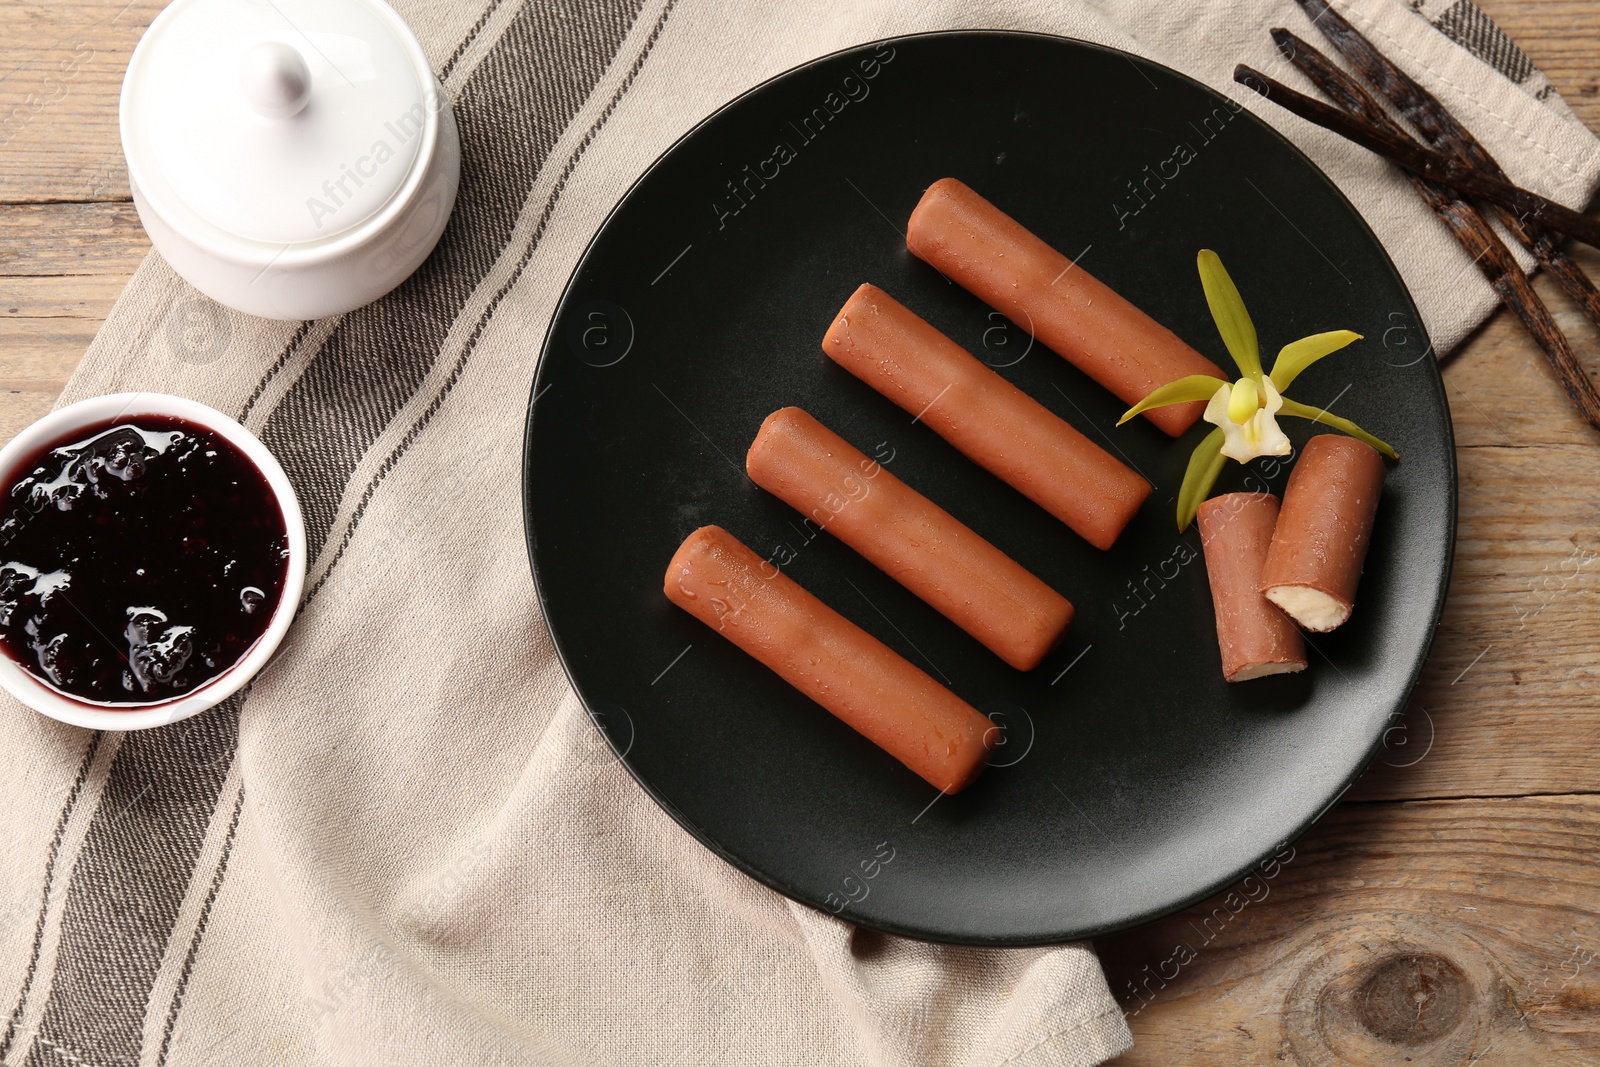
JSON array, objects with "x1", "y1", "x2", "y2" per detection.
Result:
[
  {"x1": 1118, "y1": 249, "x2": 1397, "y2": 532},
  {"x1": 1205, "y1": 374, "x2": 1290, "y2": 463}
]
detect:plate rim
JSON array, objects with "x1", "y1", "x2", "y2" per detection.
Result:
[{"x1": 522, "y1": 27, "x2": 1459, "y2": 946}]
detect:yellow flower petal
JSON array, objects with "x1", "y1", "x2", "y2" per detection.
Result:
[
  {"x1": 1227, "y1": 378, "x2": 1259, "y2": 424},
  {"x1": 1277, "y1": 397, "x2": 1399, "y2": 459},
  {"x1": 1197, "y1": 249, "x2": 1262, "y2": 383},
  {"x1": 1270, "y1": 330, "x2": 1362, "y2": 392},
  {"x1": 1117, "y1": 374, "x2": 1231, "y2": 426},
  {"x1": 1177, "y1": 427, "x2": 1228, "y2": 533}
]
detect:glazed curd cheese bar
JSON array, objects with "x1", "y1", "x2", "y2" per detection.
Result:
[
  {"x1": 822, "y1": 283, "x2": 1150, "y2": 549},
  {"x1": 663, "y1": 525, "x2": 996, "y2": 793},
  {"x1": 746, "y1": 406, "x2": 1073, "y2": 671},
  {"x1": 905, "y1": 177, "x2": 1226, "y2": 437}
]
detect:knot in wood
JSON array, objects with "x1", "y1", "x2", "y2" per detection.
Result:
[{"x1": 1354, "y1": 953, "x2": 1469, "y2": 1046}]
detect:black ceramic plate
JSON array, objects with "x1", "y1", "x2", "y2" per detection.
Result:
[{"x1": 524, "y1": 31, "x2": 1455, "y2": 945}]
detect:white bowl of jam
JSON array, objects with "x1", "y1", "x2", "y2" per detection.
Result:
[{"x1": 0, "y1": 393, "x2": 305, "y2": 730}]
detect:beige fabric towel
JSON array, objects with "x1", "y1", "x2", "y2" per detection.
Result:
[{"x1": 2, "y1": 1, "x2": 1596, "y2": 1064}]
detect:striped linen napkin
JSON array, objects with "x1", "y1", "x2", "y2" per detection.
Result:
[{"x1": 2, "y1": 1, "x2": 1596, "y2": 1064}]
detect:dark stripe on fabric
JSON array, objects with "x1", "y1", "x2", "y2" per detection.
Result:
[
  {"x1": 17, "y1": 1, "x2": 657, "y2": 1063},
  {"x1": 238, "y1": 320, "x2": 313, "y2": 425},
  {"x1": 153, "y1": 786, "x2": 245, "y2": 1067},
  {"x1": 438, "y1": 0, "x2": 512, "y2": 83},
  {"x1": 261, "y1": 0, "x2": 648, "y2": 559},
  {"x1": 234, "y1": 0, "x2": 588, "y2": 498},
  {"x1": 303, "y1": 0, "x2": 679, "y2": 610},
  {"x1": 0, "y1": 733, "x2": 103, "y2": 1062},
  {"x1": 1434, "y1": 0, "x2": 1535, "y2": 84},
  {"x1": 235, "y1": 0, "x2": 513, "y2": 462},
  {"x1": 23, "y1": 704, "x2": 239, "y2": 1067},
  {"x1": 234, "y1": 0, "x2": 506, "y2": 424}
]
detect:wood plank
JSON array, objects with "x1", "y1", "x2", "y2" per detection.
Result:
[
  {"x1": 0, "y1": 200, "x2": 146, "y2": 275},
  {"x1": 1481, "y1": 0, "x2": 1600, "y2": 132},
  {"x1": 0, "y1": 201, "x2": 148, "y2": 439},
  {"x1": 0, "y1": 317, "x2": 99, "y2": 443},
  {"x1": 0, "y1": 1, "x2": 161, "y2": 203},
  {"x1": 0, "y1": 274, "x2": 132, "y2": 319},
  {"x1": 1350, "y1": 438, "x2": 1600, "y2": 801},
  {"x1": 1104, "y1": 793, "x2": 1600, "y2": 1064},
  {"x1": 1442, "y1": 244, "x2": 1600, "y2": 451}
]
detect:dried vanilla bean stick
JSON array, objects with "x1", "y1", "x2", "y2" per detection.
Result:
[
  {"x1": 1291, "y1": 0, "x2": 1600, "y2": 337},
  {"x1": 1234, "y1": 63, "x2": 1600, "y2": 252},
  {"x1": 1259, "y1": 31, "x2": 1600, "y2": 432}
]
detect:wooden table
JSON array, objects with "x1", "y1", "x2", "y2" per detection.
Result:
[{"x1": 3, "y1": 1, "x2": 1597, "y2": 1061}]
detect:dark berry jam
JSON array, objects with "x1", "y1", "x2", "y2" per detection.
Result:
[{"x1": 0, "y1": 415, "x2": 288, "y2": 705}]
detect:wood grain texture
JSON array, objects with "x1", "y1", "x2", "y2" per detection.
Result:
[
  {"x1": 0, "y1": 1, "x2": 1596, "y2": 1064},
  {"x1": 0, "y1": 1, "x2": 160, "y2": 203},
  {"x1": 1101, "y1": 794, "x2": 1600, "y2": 1064},
  {"x1": 0, "y1": 202, "x2": 147, "y2": 442},
  {"x1": 1108, "y1": 1, "x2": 1600, "y2": 1059}
]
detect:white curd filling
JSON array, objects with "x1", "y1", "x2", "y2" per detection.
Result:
[
  {"x1": 1231, "y1": 659, "x2": 1307, "y2": 682},
  {"x1": 1264, "y1": 585, "x2": 1350, "y2": 632}
]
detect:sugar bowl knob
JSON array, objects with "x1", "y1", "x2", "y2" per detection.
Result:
[{"x1": 239, "y1": 41, "x2": 311, "y2": 120}]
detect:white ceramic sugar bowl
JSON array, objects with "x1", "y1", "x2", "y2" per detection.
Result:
[{"x1": 120, "y1": 0, "x2": 459, "y2": 320}]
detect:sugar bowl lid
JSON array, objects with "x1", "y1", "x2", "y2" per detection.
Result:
[{"x1": 121, "y1": 0, "x2": 437, "y2": 249}]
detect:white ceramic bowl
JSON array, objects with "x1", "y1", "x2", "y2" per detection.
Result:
[
  {"x1": 0, "y1": 393, "x2": 306, "y2": 730},
  {"x1": 120, "y1": 0, "x2": 461, "y2": 320},
  {"x1": 127, "y1": 121, "x2": 459, "y2": 321}
]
